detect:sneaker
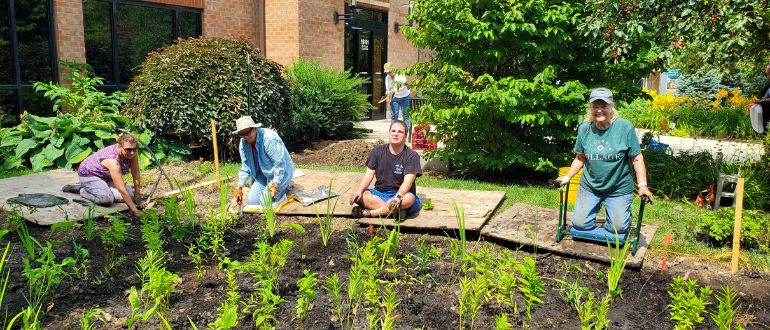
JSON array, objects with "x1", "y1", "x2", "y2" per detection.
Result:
[
  {"x1": 396, "y1": 208, "x2": 407, "y2": 222},
  {"x1": 62, "y1": 184, "x2": 82, "y2": 194},
  {"x1": 351, "y1": 206, "x2": 370, "y2": 218}
]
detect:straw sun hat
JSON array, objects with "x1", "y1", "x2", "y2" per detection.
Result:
[{"x1": 233, "y1": 116, "x2": 262, "y2": 134}]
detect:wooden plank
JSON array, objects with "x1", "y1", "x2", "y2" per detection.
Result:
[
  {"x1": 481, "y1": 203, "x2": 658, "y2": 268},
  {"x1": 239, "y1": 169, "x2": 505, "y2": 232},
  {"x1": 356, "y1": 187, "x2": 505, "y2": 231},
  {"x1": 277, "y1": 169, "x2": 363, "y2": 216},
  {"x1": 0, "y1": 169, "x2": 128, "y2": 225}
]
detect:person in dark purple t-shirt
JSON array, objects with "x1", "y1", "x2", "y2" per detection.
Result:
[
  {"x1": 350, "y1": 120, "x2": 422, "y2": 220},
  {"x1": 62, "y1": 132, "x2": 145, "y2": 216}
]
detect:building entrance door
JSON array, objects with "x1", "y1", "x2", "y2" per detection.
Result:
[{"x1": 344, "y1": 8, "x2": 387, "y2": 120}]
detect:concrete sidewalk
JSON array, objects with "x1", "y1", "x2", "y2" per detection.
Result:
[
  {"x1": 359, "y1": 119, "x2": 765, "y2": 163},
  {"x1": 635, "y1": 129, "x2": 764, "y2": 163}
]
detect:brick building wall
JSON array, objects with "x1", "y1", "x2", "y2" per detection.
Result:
[
  {"x1": 385, "y1": 0, "x2": 419, "y2": 71},
  {"x1": 202, "y1": 0, "x2": 260, "y2": 48},
  {"x1": 264, "y1": 0, "x2": 300, "y2": 66},
  {"x1": 51, "y1": 0, "x2": 420, "y2": 82},
  {"x1": 53, "y1": 0, "x2": 86, "y2": 64},
  {"x1": 298, "y1": 0, "x2": 344, "y2": 70}
]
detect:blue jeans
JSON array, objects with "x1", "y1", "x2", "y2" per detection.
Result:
[
  {"x1": 246, "y1": 170, "x2": 292, "y2": 207},
  {"x1": 572, "y1": 185, "x2": 632, "y2": 234},
  {"x1": 369, "y1": 188, "x2": 422, "y2": 215},
  {"x1": 390, "y1": 95, "x2": 411, "y2": 130}
]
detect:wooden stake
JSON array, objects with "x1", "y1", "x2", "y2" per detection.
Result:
[
  {"x1": 211, "y1": 119, "x2": 221, "y2": 190},
  {"x1": 730, "y1": 177, "x2": 745, "y2": 272}
]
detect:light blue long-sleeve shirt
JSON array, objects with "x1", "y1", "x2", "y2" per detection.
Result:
[{"x1": 238, "y1": 128, "x2": 294, "y2": 194}]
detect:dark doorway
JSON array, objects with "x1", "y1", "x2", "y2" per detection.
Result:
[{"x1": 344, "y1": 6, "x2": 387, "y2": 120}]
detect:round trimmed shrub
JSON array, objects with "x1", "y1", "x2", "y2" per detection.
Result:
[{"x1": 125, "y1": 37, "x2": 291, "y2": 157}]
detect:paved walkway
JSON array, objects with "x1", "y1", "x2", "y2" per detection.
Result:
[
  {"x1": 635, "y1": 129, "x2": 764, "y2": 163},
  {"x1": 359, "y1": 119, "x2": 765, "y2": 163}
]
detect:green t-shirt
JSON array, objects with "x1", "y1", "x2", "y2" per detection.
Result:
[{"x1": 573, "y1": 118, "x2": 641, "y2": 196}]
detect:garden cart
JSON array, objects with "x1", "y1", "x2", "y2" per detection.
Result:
[{"x1": 555, "y1": 180, "x2": 651, "y2": 255}]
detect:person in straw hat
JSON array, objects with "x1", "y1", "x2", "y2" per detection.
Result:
[{"x1": 233, "y1": 116, "x2": 294, "y2": 207}]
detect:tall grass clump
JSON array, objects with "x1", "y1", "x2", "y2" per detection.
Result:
[{"x1": 284, "y1": 59, "x2": 372, "y2": 148}]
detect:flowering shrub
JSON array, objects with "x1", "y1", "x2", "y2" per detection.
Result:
[{"x1": 620, "y1": 89, "x2": 759, "y2": 140}]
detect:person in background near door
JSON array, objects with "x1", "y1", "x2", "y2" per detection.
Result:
[
  {"x1": 233, "y1": 115, "x2": 294, "y2": 207},
  {"x1": 62, "y1": 132, "x2": 145, "y2": 216},
  {"x1": 384, "y1": 62, "x2": 412, "y2": 140},
  {"x1": 556, "y1": 88, "x2": 654, "y2": 235},
  {"x1": 350, "y1": 120, "x2": 422, "y2": 220}
]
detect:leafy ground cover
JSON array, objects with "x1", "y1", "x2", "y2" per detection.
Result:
[{"x1": 0, "y1": 140, "x2": 768, "y2": 329}]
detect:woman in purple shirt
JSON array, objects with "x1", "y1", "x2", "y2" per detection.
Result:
[{"x1": 63, "y1": 133, "x2": 144, "y2": 216}]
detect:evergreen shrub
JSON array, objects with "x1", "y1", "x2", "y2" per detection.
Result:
[
  {"x1": 284, "y1": 60, "x2": 371, "y2": 147},
  {"x1": 125, "y1": 38, "x2": 291, "y2": 157}
]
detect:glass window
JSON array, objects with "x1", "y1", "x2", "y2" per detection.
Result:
[
  {"x1": 20, "y1": 87, "x2": 53, "y2": 116},
  {"x1": 178, "y1": 11, "x2": 200, "y2": 39},
  {"x1": 0, "y1": 1, "x2": 12, "y2": 84},
  {"x1": 0, "y1": 0, "x2": 56, "y2": 126},
  {"x1": 0, "y1": 89, "x2": 17, "y2": 125},
  {"x1": 15, "y1": 0, "x2": 53, "y2": 83},
  {"x1": 116, "y1": 4, "x2": 172, "y2": 83},
  {"x1": 84, "y1": 1, "x2": 202, "y2": 87},
  {"x1": 83, "y1": 0, "x2": 113, "y2": 83}
]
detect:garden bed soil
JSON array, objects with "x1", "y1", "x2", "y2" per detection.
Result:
[
  {"x1": 291, "y1": 140, "x2": 383, "y2": 168},
  {"x1": 2, "y1": 140, "x2": 769, "y2": 329},
  {"x1": 2, "y1": 215, "x2": 768, "y2": 329}
]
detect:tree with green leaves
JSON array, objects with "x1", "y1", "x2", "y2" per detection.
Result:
[
  {"x1": 580, "y1": 0, "x2": 770, "y2": 77},
  {"x1": 404, "y1": 0, "x2": 657, "y2": 172}
]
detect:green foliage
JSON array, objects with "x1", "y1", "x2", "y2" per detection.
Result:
[
  {"x1": 668, "y1": 277, "x2": 713, "y2": 330},
  {"x1": 675, "y1": 69, "x2": 728, "y2": 99},
  {"x1": 711, "y1": 286, "x2": 741, "y2": 330},
  {"x1": 81, "y1": 307, "x2": 106, "y2": 330},
  {"x1": 22, "y1": 241, "x2": 76, "y2": 320},
  {"x1": 100, "y1": 216, "x2": 128, "y2": 262},
  {"x1": 315, "y1": 180, "x2": 337, "y2": 247},
  {"x1": 458, "y1": 275, "x2": 487, "y2": 330},
  {"x1": 696, "y1": 207, "x2": 770, "y2": 252},
  {"x1": 322, "y1": 274, "x2": 343, "y2": 326},
  {"x1": 33, "y1": 61, "x2": 127, "y2": 120},
  {"x1": 580, "y1": 0, "x2": 769, "y2": 77},
  {"x1": 140, "y1": 209, "x2": 164, "y2": 253},
  {"x1": 607, "y1": 233, "x2": 631, "y2": 299},
  {"x1": 405, "y1": 0, "x2": 654, "y2": 172},
  {"x1": 1, "y1": 112, "x2": 125, "y2": 171},
  {"x1": 284, "y1": 59, "x2": 371, "y2": 147},
  {"x1": 126, "y1": 38, "x2": 292, "y2": 158},
  {"x1": 0, "y1": 61, "x2": 190, "y2": 171},
  {"x1": 294, "y1": 269, "x2": 318, "y2": 329}
]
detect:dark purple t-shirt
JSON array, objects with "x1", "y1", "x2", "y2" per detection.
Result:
[
  {"x1": 365, "y1": 144, "x2": 422, "y2": 195},
  {"x1": 78, "y1": 144, "x2": 131, "y2": 179}
]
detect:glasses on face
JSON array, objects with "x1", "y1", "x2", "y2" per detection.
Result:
[
  {"x1": 238, "y1": 129, "x2": 252, "y2": 137},
  {"x1": 123, "y1": 147, "x2": 137, "y2": 153}
]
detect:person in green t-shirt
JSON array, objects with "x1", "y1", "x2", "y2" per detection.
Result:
[{"x1": 556, "y1": 87, "x2": 655, "y2": 234}]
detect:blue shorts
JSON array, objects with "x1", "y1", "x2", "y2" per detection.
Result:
[{"x1": 369, "y1": 188, "x2": 421, "y2": 215}]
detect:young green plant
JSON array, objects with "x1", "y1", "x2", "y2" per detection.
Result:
[
  {"x1": 668, "y1": 276, "x2": 713, "y2": 330},
  {"x1": 315, "y1": 180, "x2": 338, "y2": 246},
  {"x1": 607, "y1": 232, "x2": 631, "y2": 299},
  {"x1": 710, "y1": 286, "x2": 740, "y2": 330},
  {"x1": 294, "y1": 269, "x2": 318, "y2": 329},
  {"x1": 260, "y1": 186, "x2": 277, "y2": 237}
]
